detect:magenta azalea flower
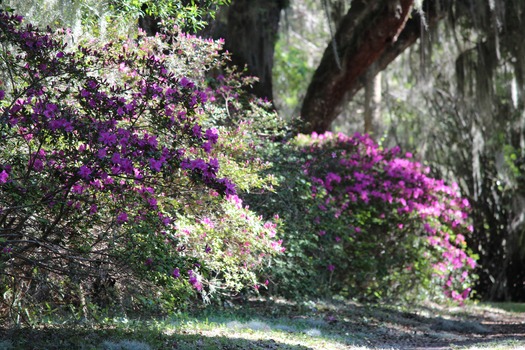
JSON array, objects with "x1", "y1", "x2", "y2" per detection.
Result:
[
  {"x1": 116, "y1": 212, "x2": 128, "y2": 224},
  {"x1": 0, "y1": 170, "x2": 8, "y2": 184},
  {"x1": 78, "y1": 165, "x2": 92, "y2": 179}
]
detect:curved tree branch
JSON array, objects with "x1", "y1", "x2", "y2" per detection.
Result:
[{"x1": 299, "y1": 0, "x2": 446, "y2": 134}]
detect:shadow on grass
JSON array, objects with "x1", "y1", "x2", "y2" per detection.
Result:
[
  {"x1": 0, "y1": 326, "x2": 315, "y2": 350},
  {"x1": 217, "y1": 298, "x2": 525, "y2": 349},
  {"x1": 1, "y1": 299, "x2": 524, "y2": 349}
]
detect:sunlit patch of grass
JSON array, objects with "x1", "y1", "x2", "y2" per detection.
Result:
[
  {"x1": 160, "y1": 313, "x2": 364, "y2": 349},
  {"x1": 484, "y1": 302, "x2": 525, "y2": 313},
  {"x1": 0, "y1": 313, "x2": 366, "y2": 350},
  {"x1": 454, "y1": 339, "x2": 525, "y2": 350}
]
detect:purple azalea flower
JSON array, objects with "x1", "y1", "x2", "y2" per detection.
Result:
[
  {"x1": 78, "y1": 165, "x2": 92, "y2": 179},
  {"x1": 204, "y1": 128, "x2": 219, "y2": 144},
  {"x1": 192, "y1": 124, "x2": 202, "y2": 138},
  {"x1": 0, "y1": 170, "x2": 8, "y2": 184},
  {"x1": 149, "y1": 158, "x2": 162, "y2": 172},
  {"x1": 116, "y1": 212, "x2": 128, "y2": 224}
]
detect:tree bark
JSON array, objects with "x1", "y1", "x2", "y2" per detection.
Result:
[
  {"x1": 138, "y1": 4, "x2": 160, "y2": 36},
  {"x1": 206, "y1": 0, "x2": 286, "y2": 101},
  {"x1": 299, "y1": 0, "x2": 445, "y2": 134},
  {"x1": 364, "y1": 66, "x2": 382, "y2": 137}
]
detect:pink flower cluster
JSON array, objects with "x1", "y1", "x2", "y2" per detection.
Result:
[{"x1": 299, "y1": 132, "x2": 476, "y2": 301}]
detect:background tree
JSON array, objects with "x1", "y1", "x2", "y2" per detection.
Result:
[
  {"x1": 201, "y1": 0, "x2": 287, "y2": 100},
  {"x1": 207, "y1": 0, "x2": 443, "y2": 132},
  {"x1": 382, "y1": 0, "x2": 525, "y2": 300}
]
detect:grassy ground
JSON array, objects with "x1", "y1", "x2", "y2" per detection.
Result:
[{"x1": 1, "y1": 298, "x2": 524, "y2": 349}]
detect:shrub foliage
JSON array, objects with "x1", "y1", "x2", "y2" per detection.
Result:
[
  {"x1": 249, "y1": 132, "x2": 476, "y2": 302},
  {"x1": 0, "y1": 10, "x2": 280, "y2": 321}
]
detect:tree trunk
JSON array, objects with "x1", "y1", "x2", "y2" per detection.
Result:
[
  {"x1": 364, "y1": 64, "x2": 382, "y2": 137},
  {"x1": 138, "y1": 4, "x2": 160, "y2": 36},
  {"x1": 299, "y1": 0, "x2": 445, "y2": 134},
  {"x1": 206, "y1": 0, "x2": 286, "y2": 100}
]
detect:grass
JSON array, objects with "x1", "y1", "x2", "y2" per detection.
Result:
[
  {"x1": 454, "y1": 340, "x2": 525, "y2": 350},
  {"x1": 484, "y1": 303, "x2": 525, "y2": 314},
  {"x1": 0, "y1": 316, "x2": 361, "y2": 349},
  {"x1": 1, "y1": 299, "x2": 524, "y2": 349}
]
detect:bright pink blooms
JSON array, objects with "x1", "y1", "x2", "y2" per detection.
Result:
[
  {"x1": 0, "y1": 170, "x2": 8, "y2": 184},
  {"x1": 297, "y1": 131, "x2": 476, "y2": 301},
  {"x1": 116, "y1": 212, "x2": 128, "y2": 224}
]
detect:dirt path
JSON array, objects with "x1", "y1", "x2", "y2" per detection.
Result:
[
  {"x1": 332, "y1": 301, "x2": 525, "y2": 349},
  {"x1": 243, "y1": 298, "x2": 525, "y2": 349}
]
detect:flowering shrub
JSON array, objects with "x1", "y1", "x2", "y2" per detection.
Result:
[
  {"x1": 249, "y1": 132, "x2": 477, "y2": 302},
  {"x1": 0, "y1": 11, "x2": 281, "y2": 318}
]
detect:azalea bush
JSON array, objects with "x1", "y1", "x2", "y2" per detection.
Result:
[
  {"x1": 0, "y1": 11, "x2": 281, "y2": 321},
  {"x1": 0, "y1": 5, "x2": 479, "y2": 324},
  {"x1": 249, "y1": 132, "x2": 477, "y2": 302}
]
